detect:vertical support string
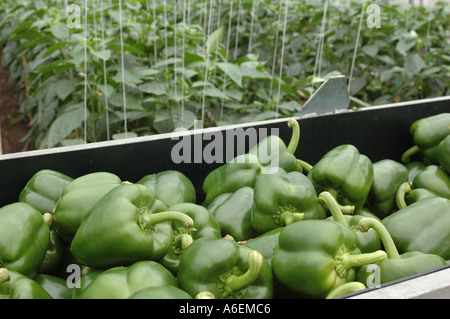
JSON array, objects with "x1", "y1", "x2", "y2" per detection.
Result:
[
  {"x1": 84, "y1": 0, "x2": 88, "y2": 143},
  {"x1": 269, "y1": 1, "x2": 282, "y2": 100},
  {"x1": 234, "y1": 0, "x2": 242, "y2": 60},
  {"x1": 312, "y1": 0, "x2": 328, "y2": 89},
  {"x1": 248, "y1": 0, "x2": 257, "y2": 54},
  {"x1": 220, "y1": 0, "x2": 234, "y2": 122},
  {"x1": 118, "y1": 0, "x2": 128, "y2": 137},
  {"x1": 275, "y1": 0, "x2": 289, "y2": 119},
  {"x1": 100, "y1": 0, "x2": 110, "y2": 140},
  {"x1": 200, "y1": 0, "x2": 214, "y2": 129},
  {"x1": 348, "y1": 0, "x2": 366, "y2": 94}
]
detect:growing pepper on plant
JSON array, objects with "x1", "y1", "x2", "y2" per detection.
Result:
[
  {"x1": 53, "y1": 172, "x2": 123, "y2": 242},
  {"x1": 356, "y1": 217, "x2": 446, "y2": 285},
  {"x1": 382, "y1": 196, "x2": 450, "y2": 260},
  {"x1": 307, "y1": 144, "x2": 374, "y2": 210},
  {"x1": 177, "y1": 237, "x2": 273, "y2": 299},
  {"x1": 159, "y1": 202, "x2": 222, "y2": 275},
  {"x1": 207, "y1": 186, "x2": 256, "y2": 241},
  {"x1": 137, "y1": 170, "x2": 197, "y2": 206},
  {"x1": 78, "y1": 260, "x2": 178, "y2": 299},
  {"x1": 202, "y1": 119, "x2": 302, "y2": 205},
  {"x1": 70, "y1": 183, "x2": 194, "y2": 269},
  {"x1": 0, "y1": 268, "x2": 52, "y2": 299},
  {"x1": 251, "y1": 167, "x2": 326, "y2": 234},
  {"x1": 271, "y1": 219, "x2": 387, "y2": 299},
  {"x1": 366, "y1": 159, "x2": 409, "y2": 219},
  {"x1": 401, "y1": 113, "x2": 450, "y2": 165},
  {"x1": 0, "y1": 202, "x2": 52, "y2": 278}
]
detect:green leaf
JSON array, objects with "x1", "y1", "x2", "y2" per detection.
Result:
[
  {"x1": 137, "y1": 81, "x2": 168, "y2": 95},
  {"x1": 203, "y1": 87, "x2": 230, "y2": 100},
  {"x1": 55, "y1": 79, "x2": 78, "y2": 100},
  {"x1": 217, "y1": 62, "x2": 243, "y2": 88},
  {"x1": 91, "y1": 49, "x2": 112, "y2": 61},
  {"x1": 404, "y1": 53, "x2": 426, "y2": 76},
  {"x1": 46, "y1": 106, "x2": 85, "y2": 148},
  {"x1": 206, "y1": 27, "x2": 224, "y2": 55},
  {"x1": 50, "y1": 22, "x2": 69, "y2": 41},
  {"x1": 43, "y1": 42, "x2": 68, "y2": 58}
]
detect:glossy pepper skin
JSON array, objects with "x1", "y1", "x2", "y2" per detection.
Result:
[
  {"x1": 202, "y1": 119, "x2": 302, "y2": 205},
  {"x1": 128, "y1": 286, "x2": 193, "y2": 299},
  {"x1": 0, "y1": 268, "x2": 52, "y2": 299},
  {"x1": 437, "y1": 133, "x2": 450, "y2": 173},
  {"x1": 0, "y1": 203, "x2": 52, "y2": 278},
  {"x1": 320, "y1": 191, "x2": 381, "y2": 254},
  {"x1": 251, "y1": 167, "x2": 326, "y2": 234},
  {"x1": 366, "y1": 159, "x2": 409, "y2": 219},
  {"x1": 177, "y1": 237, "x2": 273, "y2": 299},
  {"x1": 271, "y1": 219, "x2": 387, "y2": 299},
  {"x1": 401, "y1": 113, "x2": 450, "y2": 165},
  {"x1": 137, "y1": 170, "x2": 196, "y2": 206},
  {"x1": 356, "y1": 218, "x2": 446, "y2": 286},
  {"x1": 34, "y1": 274, "x2": 73, "y2": 299},
  {"x1": 243, "y1": 228, "x2": 282, "y2": 267},
  {"x1": 382, "y1": 196, "x2": 450, "y2": 260},
  {"x1": 19, "y1": 169, "x2": 73, "y2": 215},
  {"x1": 53, "y1": 172, "x2": 123, "y2": 242},
  {"x1": 412, "y1": 165, "x2": 450, "y2": 200},
  {"x1": 307, "y1": 144, "x2": 374, "y2": 210},
  {"x1": 78, "y1": 261, "x2": 178, "y2": 299},
  {"x1": 70, "y1": 183, "x2": 194, "y2": 269},
  {"x1": 160, "y1": 202, "x2": 222, "y2": 275},
  {"x1": 207, "y1": 186, "x2": 256, "y2": 241}
]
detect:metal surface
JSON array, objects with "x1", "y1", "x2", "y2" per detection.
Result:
[{"x1": 300, "y1": 75, "x2": 350, "y2": 117}]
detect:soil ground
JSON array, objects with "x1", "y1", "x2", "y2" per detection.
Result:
[{"x1": 0, "y1": 67, "x2": 35, "y2": 154}]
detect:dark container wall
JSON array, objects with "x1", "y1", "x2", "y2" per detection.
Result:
[{"x1": 0, "y1": 96, "x2": 449, "y2": 207}]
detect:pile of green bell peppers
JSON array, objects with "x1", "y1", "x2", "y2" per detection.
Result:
[{"x1": 1, "y1": 114, "x2": 449, "y2": 300}]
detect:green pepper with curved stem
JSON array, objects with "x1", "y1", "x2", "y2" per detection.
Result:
[
  {"x1": 0, "y1": 268, "x2": 52, "y2": 299},
  {"x1": 78, "y1": 260, "x2": 178, "y2": 299},
  {"x1": 207, "y1": 186, "x2": 256, "y2": 241},
  {"x1": 0, "y1": 203, "x2": 52, "y2": 278},
  {"x1": 325, "y1": 282, "x2": 367, "y2": 299},
  {"x1": 202, "y1": 119, "x2": 302, "y2": 205},
  {"x1": 383, "y1": 196, "x2": 450, "y2": 260},
  {"x1": 251, "y1": 167, "x2": 326, "y2": 235},
  {"x1": 307, "y1": 144, "x2": 374, "y2": 210},
  {"x1": 366, "y1": 159, "x2": 409, "y2": 219},
  {"x1": 70, "y1": 183, "x2": 194, "y2": 269},
  {"x1": 437, "y1": 133, "x2": 450, "y2": 173},
  {"x1": 19, "y1": 169, "x2": 73, "y2": 215},
  {"x1": 412, "y1": 165, "x2": 450, "y2": 200},
  {"x1": 320, "y1": 191, "x2": 381, "y2": 254},
  {"x1": 53, "y1": 172, "x2": 123, "y2": 242},
  {"x1": 401, "y1": 113, "x2": 450, "y2": 165},
  {"x1": 160, "y1": 202, "x2": 222, "y2": 275},
  {"x1": 356, "y1": 217, "x2": 446, "y2": 285},
  {"x1": 137, "y1": 170, "x2": 196, "y2": 206},
  {"x1": 271, "y1": 219, "x2": 387, "y2": 299},
  {"x1": 396, "y1": 181, "x2": 438, "y2": 209},
  {"x1": 177, "y1": 237, "x2": 273, "y2": 299}
]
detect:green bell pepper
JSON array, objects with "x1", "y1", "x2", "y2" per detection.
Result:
[
  {"x1": 19, "y1": 169, "x2": 73, "y2": 215},
  {"x1": 401, "y1": 113, "x2": 450, "y2": 165},
  {"x1": 243, "y1": 228, "x2": 283, "y2": 267},
  {"x1": 34, "y1": 274, "x2": 73, "y2": 299},
  {"x1": 38, "y1": 227, "x2": 66, "y2": 275},
  {"x1": 137, "y1": 170, "x2": 196, "y2": 206},
  {"x1": 307, "y1": 144, "x2": 374, "y2": 210},
  {"x1": 437, "y1": 133, "x2": 450, "y2": 173},
  {"x1": 366, "y1": 159, "x2": 409, "y2": 219},
  {"x1": 71, "y1": 268, "x2": 104, "y2": 299},
  {"x1": 53, "y1": 172, "x2": 123, "y2": 242},
  {"x1": 128, "y1": 286, "x2": 193, "y2": 299},
  {"x1": 271, "y1": 219, "x2": 387, "y2": 299},
  {"x1": 251, "y1": 167, "x2": 326, "y2": 234},
  {"x1": 325, "y1": 282, "x2": 367, "y2": 299},
  {"x1": 412, "y1": 165, "x2": 450, "y2": 200},
  {"x1": 177, "y1": 237, "x2": 273, "y2": 299},
  {"x1": 320, "y1": 191, "x2": 381, "y2": 254},
  {"x1": 0, "y1": 203, "x2": 52, "y2": 278},
  {"x1": 0, "y1": 268, "x2": 52, "y2": 299},
  {"x1": 78, "y1": 260, "x2": 178, "y2": 299},
  {"x1": 406, "y1": 161, "x2": 426, "y2": 183},
  {"x1": 207, "y1": 186, "x2": 256, "y2": 241},
  {"x1": 396, "y1": 181, "x2": 438, "y2": 209},
  {"x1": 357, "y1": 217, "x2": 446, "y2": 285},
  {"x1": 70, "y1": 183, "x2": 194, "y2": 268},
  {"x1": 202, "y1": 119, "x2": 302, "y2": 205},
  {"x1": 160, "y1": 202, "x2": 222, "y2": 275},
  {"x1": 382, "y1": 196, "x2": 450, "y2": 260}
]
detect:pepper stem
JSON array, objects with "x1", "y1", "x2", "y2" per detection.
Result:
[
  {"x1": 0, "y1": 268, "x2": 10, "y2": 284},
  {"x1": 337, "y1": 250, "x2": 387, "y2": 274},
  {"x1": 358, "y1": 217, "x2": 400, "y2": 259},
  {"x1": 223, "y1": 250, "x2": 264, "y2": 296},
  {"x1": 325, "y1": 282, "x2": 367, "y2": 299},
  {"x1": 280, "y1": 212, "x2": 304, "y2": 226},
  {"x1": 396, "y1": 181, "x2": 412, "y2": 210},
  {"x1": 401, "y1": 145, "x2": 420, "y2": 164},
  {"x1": 174, "y1": 233, "x2": 194, "y2": 252},
  {"x1": 141, "y1": 211, "x2": 195, "y2": 229},
  {"x1": 318, "y1": 191, "x2": 353, "y2": 226},
  {"x1": 286, "y1": 119, "x2": 300, "y2": 154},
  {"x1": 297, "y1": 159, "x2": 313, "y2": 173},
  {"x1": 42, "y1": 212, "x2": 54, "y2": 227}
]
